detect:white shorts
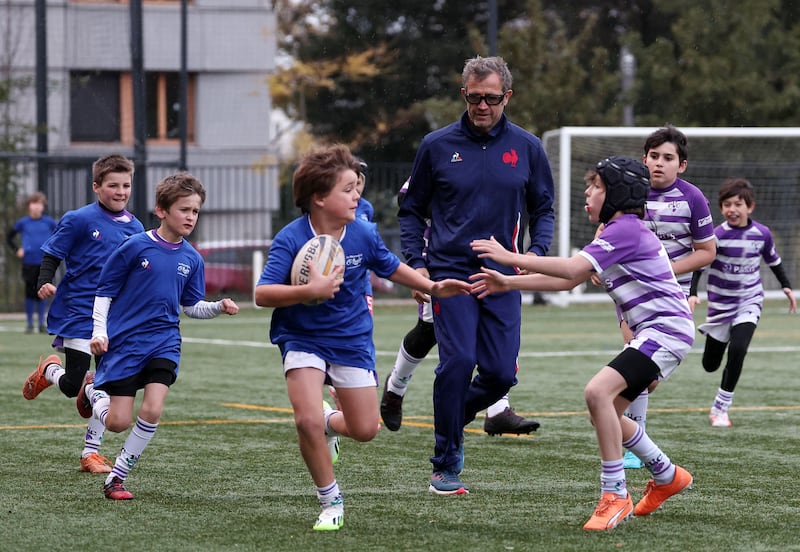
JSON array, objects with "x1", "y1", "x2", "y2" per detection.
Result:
[
  {"x1": 57, "y1": 337, "x2": 92, "y2": 355},
  {"x1": 626, "y1": 334, "x2": 682, "y2": 381},
  {"x1": 419, "y1": 300, "x2": 433, "y2": 323},
  {"x1": 283, "y1": 351, "x2": 378, "y2": 389},
  {"x1": 699, "y1": 308, "x2": 761, "y2": 343}
]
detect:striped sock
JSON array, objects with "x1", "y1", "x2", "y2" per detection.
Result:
[
  {"x1": 106, "y1": 417, "x2": 158, "y2": 484},
  {"x1": 600, "y1": 459, "x2": 627, "y2": 498},
  {"x1": 713, "y1": 388, "x2": 734, "y2": 411},
  {"x1": 622, "y1": 424, "x2": 675, "y2": 485},
  {"x1": 316, "y1": 480, "x2": 342, "y2": 507}
]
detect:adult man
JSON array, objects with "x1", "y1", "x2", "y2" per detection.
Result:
[{"x1": 398, "y1": 55, "x2": 555, "y2": 495}]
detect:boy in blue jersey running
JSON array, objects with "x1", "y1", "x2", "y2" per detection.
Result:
[
  {"x1": 255, "y1": 144, "x2": 470, "y2": 532},
  {"x1": 471, "y1": 156, "x2": 694, "y2": 531},
  {"x1": 77, "y1": 172, "x2": 239, "y2": 501},
  {"x1": 6, "y1": 191, "x2": 57, "y2": 333},
  {"x1": 23, "y1": 154, "x2": 144, "y2": 474},
  {"x1": 689, "y1": 177, "x2": 795, "y2": 427}
]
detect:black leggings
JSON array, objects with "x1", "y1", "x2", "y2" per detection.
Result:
[
  {"x1": 57, "y1": 348, "x2": 100, "y2": 398},
  {"x1": 403, "y1": 318, "x2": 437, "y2": 359},
  {"x1": 702, "y1": 322, "x2": 757, "y2": 393}
]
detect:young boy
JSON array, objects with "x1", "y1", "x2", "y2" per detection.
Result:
[
  {"x1": 620, "y1": 126, "x2": 716, "y2": 468},
  {"x1": 690, "y1": 177, "x2": 796, "y2": 427},
  {"x1": 78, "y1": 172, "x2": 239, "y2": 500},
  {"x1": 23, "y1": 154, "x2": 144, "y2": 474},
  {"x1": 254, "y1": 144, "x2": 469, "y2": 532},
  {"x1": 470, "y1": 156, "x2": 694, "y2": 531},
  {"x1": 6, "y1": 191, "x2": 57, "y2": 333}
]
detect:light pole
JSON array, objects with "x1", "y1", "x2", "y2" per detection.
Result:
[{"x1": 620, "y1": 45, "x2": 636, "y2": 126}]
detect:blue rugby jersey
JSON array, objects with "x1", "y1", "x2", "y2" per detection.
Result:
[
  {"x1": 10, "y1": 215, "x2": 57, "y2": 265},
  {"x1": 93, "y1": 230, "x2": 206, "y2": 386},
  {"x1": 259, "y1": 215, "x2": 400, "y2": 369},
  {"x1": 41, "y1": 202, "x2": 144, "y2": 339}
]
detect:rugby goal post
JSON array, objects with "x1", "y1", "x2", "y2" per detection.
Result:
[{"x1": 541, "y1": 126, "x2": 800, "y2": 304}]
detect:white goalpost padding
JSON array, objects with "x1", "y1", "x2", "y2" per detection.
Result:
[{"x1": 541, "y1": 126, "x2": 800, "y2": 304}]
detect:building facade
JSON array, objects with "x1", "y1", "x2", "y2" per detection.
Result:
[{"x1": 3, "y1": 0, "x2": 279, "y2": 241}]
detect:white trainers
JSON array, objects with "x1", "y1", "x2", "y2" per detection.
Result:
[
  {"x1": 709, "y1": 407, "x2": 732, "y2": 427},
  {"x1": 323, "y1": 400, "x2": 340, "y2": 465},
  {"x1": 313, "y1": 497, "x2": 344, "y2": 531}
]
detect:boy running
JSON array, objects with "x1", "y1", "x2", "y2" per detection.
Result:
[
  {"x1": 471, "y1": 156, "x2": 694, "y2": 531},
  {"x1": 23, "y1": 154, "x2": 144, "y2": 474},
  {"x1": 690, "y1": 177, "x2": 796, "y2": 427},
  {"x1": 79, "y1": 172, "x2": 239, "y2": 500}
]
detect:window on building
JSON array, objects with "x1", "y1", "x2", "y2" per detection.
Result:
[
  {"x1": 70, "y1": 71, "x2": 121, "y2": 142},
  {"x1": 70, "y1": 70, "x2": 194, "y2": 144}
]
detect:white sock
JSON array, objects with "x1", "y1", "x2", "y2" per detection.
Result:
[
  {"x1": 323, "y1": 404, "x2": 340, "y2": 438},
  {"x1": 106, "y1": 417, "x2": 157, "y2": 484},
  {"x1": 388, "y1": 343, "x2": 423, "y2": 396},
  {"x1": 713, "y1": 388, "x2": 734, "y2": 411},
  {"x1": 624, "y1": 390, "x2": 648, "y2": 430},
  {"x1": 88, "y1": 385, "x2": 111, "y2": 424},
  {"x1": 600, "y1": 459, "x2": 627, "y2": 498},
  {"x1": 44, "y1": 363, "x2": 65, "y2": 387},
  {"x1": 487, "y1": 394, "x2": 510, "y2": 418},
  {"x1": 622, "y1": 424, "x2": 675, "y2": 484},
  {"x1": 316, "y1": 480, "x2": 342, "y2": 508},
  {"x1": 81, "y1": 416, "x2": 106, "y2": 457}
]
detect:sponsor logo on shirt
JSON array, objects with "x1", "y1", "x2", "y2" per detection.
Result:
[
  {"x1": 92, "y1": 229, "x2": 101, "y2": 240},
  {"x1": 140, "y1": 258, "x2": 150, "y2": 270},
  {"x1": 177, "y1": 262, "x2": 191, "y2": 277},
  {"x1": 698, "y1": 215, "x2": 713, "y2": 227},
  {"x1": 593, "y1": 238, "x2": 615, "y2": 252},
  {"x1": 345, "y1": 253, "x2": 363, "y2": 268},
  {"x1": 450, "y1": 152, "x2": 463, "y2": 163}
]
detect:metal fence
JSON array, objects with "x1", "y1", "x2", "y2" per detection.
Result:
[{"x1": 0, "y1": 154, "x2": 413, "y2": 311}]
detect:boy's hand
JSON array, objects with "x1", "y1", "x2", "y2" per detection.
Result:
[
  {"x1": 90, "y1": 336, "x2": 108, "y2": 355},
  {"x1": 220, "y1": 298, "x2": 239, "y2": 315},
  {"x1": 687, "y1": 295, "x2": 702, "y2": 313},
  {"x1": 38, "y1": 283, "x2": 56, "y2": 299},
  {"x1": 469, "y1": 267, "x2": 510, "y2": 299},
  {"x1": 471, "y1": 236, "x2": 514, "y2": 266},
  {"x1": 306, "y1": 261, "x2": 344, "y2": 303},
  {"x1": 784, "y1": 288, "x2": 797, "y2": 313},
  {"x1": 429, "y1": 278, "x2": 471, "y2": 298}
]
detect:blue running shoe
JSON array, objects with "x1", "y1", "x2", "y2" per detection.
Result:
[
  {"x1": 429, "y1": 470, "x2": 469, "y2": 496},
  {"x1": 623, "y1": 450, "x2": 644, "y2": 469}
]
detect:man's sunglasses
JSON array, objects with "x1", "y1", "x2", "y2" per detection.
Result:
[{"x1": 464, "y1": 92, "x2": 506, "y2": 106}]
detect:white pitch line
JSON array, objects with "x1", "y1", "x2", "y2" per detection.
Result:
[{"x1": 179, "y1": 336, "x2": 800, "y2": 357}]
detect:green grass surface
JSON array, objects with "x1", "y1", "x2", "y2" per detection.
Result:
[{"x1": 1, "y1": 301, "x2": 798, "y2": 551}]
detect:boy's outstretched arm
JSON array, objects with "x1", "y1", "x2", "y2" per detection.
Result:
[
  {"x1": 471, "y1": 236, "x2": 594, "y2": 281},
  {"x1": 470, "y1": 267, "x2": 585, "y2": 299},
  {"x1": 389, "y1": 263, "x2": 471, "y2": 298}
]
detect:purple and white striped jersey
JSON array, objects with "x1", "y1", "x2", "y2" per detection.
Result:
[
  {"x1": 645, "y1": 178, "x2": 715, "y2": 294},
  {"x1": 703, "y1": 219, "x2": 781, "y2": 326},
  {"x1": 579, "y1": 214, "x2": 695, "y2": 360}
]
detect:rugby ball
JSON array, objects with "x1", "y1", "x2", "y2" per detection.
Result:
[{"x1": 290, "y1": 234, "x2": 345, "y2": 303}]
